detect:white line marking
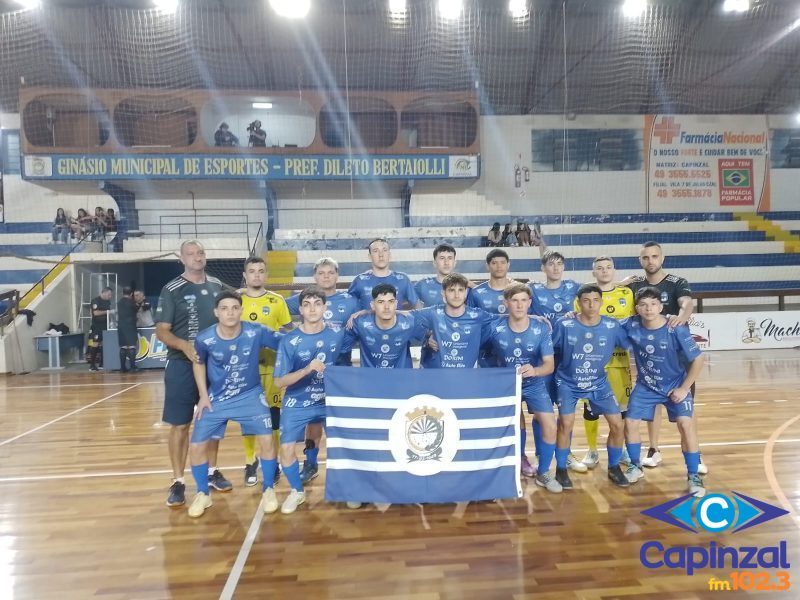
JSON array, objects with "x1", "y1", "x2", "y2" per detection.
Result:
[
  {"x1": 0, "y1": 383, "x2": 141, "y2": 447},
  {"x1": 694, "y1": 403, "x2": 706, "y2": 406},
  {"x1": 775, "y1": 399, "x2": 788, "y2": 402},
  {"x1": 719, "y1": 402, "x2": 734, "y2": 405},
  {"x1": 746, "y1": 400, "x2": 761, "y2": 404},
  {"x1": 219, "y1": 507, "x2": 264, "y2": 600},
  {"x1": 0, "y1": 381, "x2": 161, "y2": 390}
]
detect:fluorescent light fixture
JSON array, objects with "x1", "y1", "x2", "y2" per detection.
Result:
[
  {"x1": 622, "y1": 0, "x2": 646, "y2": 18},
  {"x1": 269, "y1": 0, "x2": 311, "y2": 19},
  {"x1": 795, "y1": 112, "x2": 800, "y2": 125},
  {"x1": 509, "y1": 0, "x2": 529, "y2": 19},
  {"x1": 389, "y1": 0, "x2": 407, "y2": 16},
  {"x1": 722, "y1": 0, "x2": 749, "y2": 13},
  {"x1": 438, "y1": 0, "x2": 462, "y2": 20},
  {"x1": 252, "y1": 102, "x2": 273, "y2": 109},
  {"x1": 153, "y1": 0, "x2": 179, "y2": 13},
  {"x1": 14, "y1": 0, "x2": 41, "y2": 9}
]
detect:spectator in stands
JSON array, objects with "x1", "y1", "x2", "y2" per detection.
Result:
[
  {"x1": 71, "y1": 208, "x2": 93, "y2": 239},
  {"x1": 487, "y1": 222, "x2": 503, "y2": 247},
  {"x1": 247, "y1": 120, "x2": 267, "y2": 147},
  {"x1": 117, "y1": 287, "x2": 139, "y2": 373},
  {"x1": 105, "y1": 208, "x2": 118, "y2": 232},
  {"x1": 214, "y1": 122, "x2": 239, "y2": 147},
  {"x1": 134, "y1": 290, "x2": 155, "y2": 327},
  {"x1": 52, "y1": 208, "x2": 69, "y2": 244},
  {"x1": 501, "y1": 223, "x2": 516, "y2": 247},
  {"x1": 516, "y1": 220, "x2": 532, "y2": 247},
  {"x1": 93, "y1": 207, "x2": 107, "y2": 240}
]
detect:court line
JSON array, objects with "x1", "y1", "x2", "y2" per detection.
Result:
[
  {"x1": 764, "y1": 413, "x2": 800, "y2": 530},
  {"x1": 219, "y1": 507, "x2": 264, "y2": 600},
  {"x1": 0, "y1": 381, "x2": 161, "y2": 390},
  {"x1": 0, "y1": 383, "x2": 142, "y2": 447},
  {"x1": 4, "y1": 437, "x2": 800, "y2": 483}
]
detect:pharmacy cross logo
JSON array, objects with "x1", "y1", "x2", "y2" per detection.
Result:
[
  {"x1": 653, "y1": 116, "x2": 681, "y2": 144},
  {"x1": 642, "y1": 492, "x2": 788, "y2": 534}
]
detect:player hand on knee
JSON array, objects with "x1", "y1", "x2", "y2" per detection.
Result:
[{"x1": 195, "y1": 395, "x2": 213, "y2": 421}]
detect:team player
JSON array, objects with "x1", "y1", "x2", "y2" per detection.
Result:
[
  {"x1": 412, "y1": 273, "x2": 495, "y2": 369},
  {"x1": 238, "y1": 256, "x2": 292, "y2": 487},
  {"x1": 415, "y1": 244, "x2": 458, "y2": 307},
  {"x1": 286, "y1": 257, "x2": 359, "y2": 483},
  {"x1": 487, "y1": 284, "x2": 561, "y2": 493},
  {"x1": 156, "y1": 240, "x2": 231, "y2": 507},
  {"x1": 576, "y1": 256, "x2": 635, "y2": 469},
  {"x1": 528, "y1": 250, "x2": 586, "y2": 475},
  {"x1": 187, "y1": 292, "x2": 283, "y2": 517},
  {"x1": 273, "y1": 286, "x2": 347, "y2": 514},
  {"x1": 621, "y1": 286, "x2": 705, "y2": 497},
  {"x1": 468, "y1": 249, "x2": 512, "y2": 315},
  {"x1": 626, "y1": 241, "x2": 705, "y2": 473},
  {"x1": 551, "y1": 284, "x2": 630, "y2": 490},
  {"x1": 348, "y1": 238, "x2": 421, "y2": 310}
]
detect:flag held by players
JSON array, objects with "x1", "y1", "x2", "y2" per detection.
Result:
[{"x1": 324, "y1": 367, "x2": 521, "y2": 504}]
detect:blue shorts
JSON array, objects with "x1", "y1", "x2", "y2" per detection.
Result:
[
  {"x1": 556, "y1": 379, "x2": 621, "y2": 416},
  {"x1": 280, "y1": 405, "x2": 326, "y2": 444},
  {"x1": 190, "y1": 392, "x2": 272, "y2": 444},
  {"x1": 627, "y1": 384, "x2": 693, "y2": 423},
  {"x1": 542, "y1": 373, "x2": 558, "y2": 403},
  {"x1": 163, "y1": 359, "x2": 199, "y2": 426},
  {"x1": 522, "y1": 385, "x2": 554, "y2": 414}
]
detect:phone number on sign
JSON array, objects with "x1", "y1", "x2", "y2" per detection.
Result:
[{"x1": 655, "y1": 189, "x2": 713, "y2": 198}]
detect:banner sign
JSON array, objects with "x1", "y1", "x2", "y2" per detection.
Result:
[
  {"x1": 324, "y1": 367, "x2": 521, "y2": 505},
  {"x1": 689, "y1": 311, "x2": 800, "y2": 351},
  {"x1": 645, "y1": 115, "x2": 770, "y2": 211},
  {"x1": 21, "y1": 153, "x2": 479, "y2": 181}
]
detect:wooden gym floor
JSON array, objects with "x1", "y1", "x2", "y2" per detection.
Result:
[{"x1": 0, "y1": 348, "x2": 799, "y2": 599}]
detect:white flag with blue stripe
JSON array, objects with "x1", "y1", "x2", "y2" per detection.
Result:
[{"x1": 324, "y1": 366, "x2": 521, "y2": 504}]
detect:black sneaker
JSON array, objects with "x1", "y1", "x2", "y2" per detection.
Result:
[
  {"x1": 166, "y1": 480, "x2": 186, "y2": 506},
  {"x1": 209, "y1": 469, "x2": 233, "y2": 492},
  {"x1": 555, "y1": 467, "x2": 573, "y2": 490},
  {"x1": 244, "y1": 461, "x2": 258, "y2": 487},
  {"x1": 608, "y1": 464, "x2": 630, "y2": 487}
]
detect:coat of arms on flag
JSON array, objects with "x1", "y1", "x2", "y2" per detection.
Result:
[{"x1": 324, "y1": 367, "x2": 521, "y2": 504}]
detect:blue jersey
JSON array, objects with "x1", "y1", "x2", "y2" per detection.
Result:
[
  {"x1": 488, "y1": 319, "x2": 554, "y2": 394},
  {"x1": 348, "y1": 271, "x2": 420, "y2": 310},
  {"x1": 552, "y1": 316, "x2": 629, "y2": 393},
  {"x1": 345, "y1": 313, "x2": 422, "y2": 368},
  {"x1": 529, "y1": 280, "x2": 580, "y2": 320},
  {"x1": 274, "y1": 326, "x2": 346, "y2": 408},
  {"x1": 195, "y1": 322, "x2": 282, "y2": 403},
  {"x1": 412, "y1": 306, "x2": 495, "y2": 368},
  {"x1": 622, "y1": 318, "x2": 702, "y2": 396},
  {"x1": 286, "y1": 291, "x2": 359, "y2": 332},
  {"x1": 468, "y1": 281, "x2": 508, "y2": 315},
  {"x1": 415, "y1": 276, "x2": 444, "y2": 307}
]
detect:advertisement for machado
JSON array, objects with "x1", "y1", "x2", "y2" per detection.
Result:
[{"x1": 688, "y1": 311, "x2": 800, "y2": 351}]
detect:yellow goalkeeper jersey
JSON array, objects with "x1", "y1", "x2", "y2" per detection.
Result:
[{"x1": 239, "y1": 289, "x2": 291, "y2": 371}]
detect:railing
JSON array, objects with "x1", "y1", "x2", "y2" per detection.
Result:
[
  {"x1": 157, "y1": 213, "x2": 258, "y2": 251},
  {"x1": 18, "y1": 233, "x2": 91, "y2": 309},
  {"x1": 694, "y1": 289, "x2": 800, "y2": 312},
  {"x1": 0, "y1": 289, "x2": 20, "y2": 331},
  {"x1": 250, "y1": 222, "x2": 265, "y2": 257}
]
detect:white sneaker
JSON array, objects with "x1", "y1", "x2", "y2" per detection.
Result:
[
  {"x1": 534, "y1": 471, "x2": 563, "y2": 493},
  {"x1": 624, "y1": 464, "x2": 645, "y2": 484},
  {"x1": 567, "y1": 453, "x2": 588, "y2": 473},
  {"x1": 581, "y1": 450, "x2": 600, "y2": 470},
  {"x1": 688, "y1": 474, "x2": 706, "y2": 497},
  {"x1": 187, "y1": 492, "x2": 212, "y2": 518},
  {"x1": 346, "y1": 501, "x2": 363, "y2": 509},
  {"x1": 262, "y1": 488, "x2": 279, "y2": 514},
  {"x1": 697, "y1": 460, "x2": 708, "y2": 475},
  {"x1": 641, "y1": 449, "x2": 663, "y2": 468},
  {"x1": 281, "y1": 489, "x2": 306, "y2": 514},
  {"x1": 620, "y1": 447, "x2": 631, "y2": 466}
]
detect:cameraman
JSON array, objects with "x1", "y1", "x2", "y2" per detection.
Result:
[
  {"x1": 134, "y1": 290, "x2": 155, "y2": 328},
  {"x1": 247, "y1": 120, "x2": 267, "y2": 147},
  {"x1": 214, "y1": 122, "x2": 239, "y2": 147}
]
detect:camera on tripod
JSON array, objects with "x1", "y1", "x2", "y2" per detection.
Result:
[{"x1": 246, "y1": 121, "x2": 258, "y2": 133}]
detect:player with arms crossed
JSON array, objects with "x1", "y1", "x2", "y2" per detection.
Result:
[
  {"x1": 239, "y1": 256, "x2": 292, "y2": 488},
  {"x1": 273, "y1": 286, "x2": 347, "y2": 514},
  {"x1": 621, "y1": 286, "x2": 705, "y2": 496},
  {"x1": 551, "y1": 284, "x2": 630, "y2": 490},
  {"x1": 187, "y1": 291, "x2": 283, "y2": 517}
]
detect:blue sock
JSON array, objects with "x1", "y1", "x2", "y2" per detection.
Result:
[
  {"x1": 555, "y1": 447, "x2": 569, "y2": 469},
  {"x1": 260, "y1": 458, "x2": 278, "y2": 491},
  {"x1": 283, "y1": 460, "x2": 303, "y2": 492},
  {"x1": 684, "y1": 451, "x2": 701, "y2": 475},
  {"x1": 520, "y1": 424, "x2": 528, "y2": 458},
  {"x1": 306, "y1": 447, "x2": 319, "y2": 466},
  {"x1": 191, "y1": 462, "x2": 209, "y2": 494},
  {"x1": 532, "y1": 419, "x2": 543, "y2": 458},
  {"x1": 538, "y1": 442, "x2": 556, "y2": 475},
  {"x1": 627, "y1": 442, "x2": 642, "y2": 467},
  {"x1": 607, "y1": 445, "x2": 623, "y2": 468}
]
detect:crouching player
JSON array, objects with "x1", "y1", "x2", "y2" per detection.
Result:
[
  {"x1": 187, "y1": 291, "x2": 283, "y2": 518},
  {"x1": 622, "y1": 286, "x2": 705, "y2": 497}
]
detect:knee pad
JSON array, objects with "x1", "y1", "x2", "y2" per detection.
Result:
[{"x1": 583, "y1": 403, "x2": 599, "y2": 421}]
